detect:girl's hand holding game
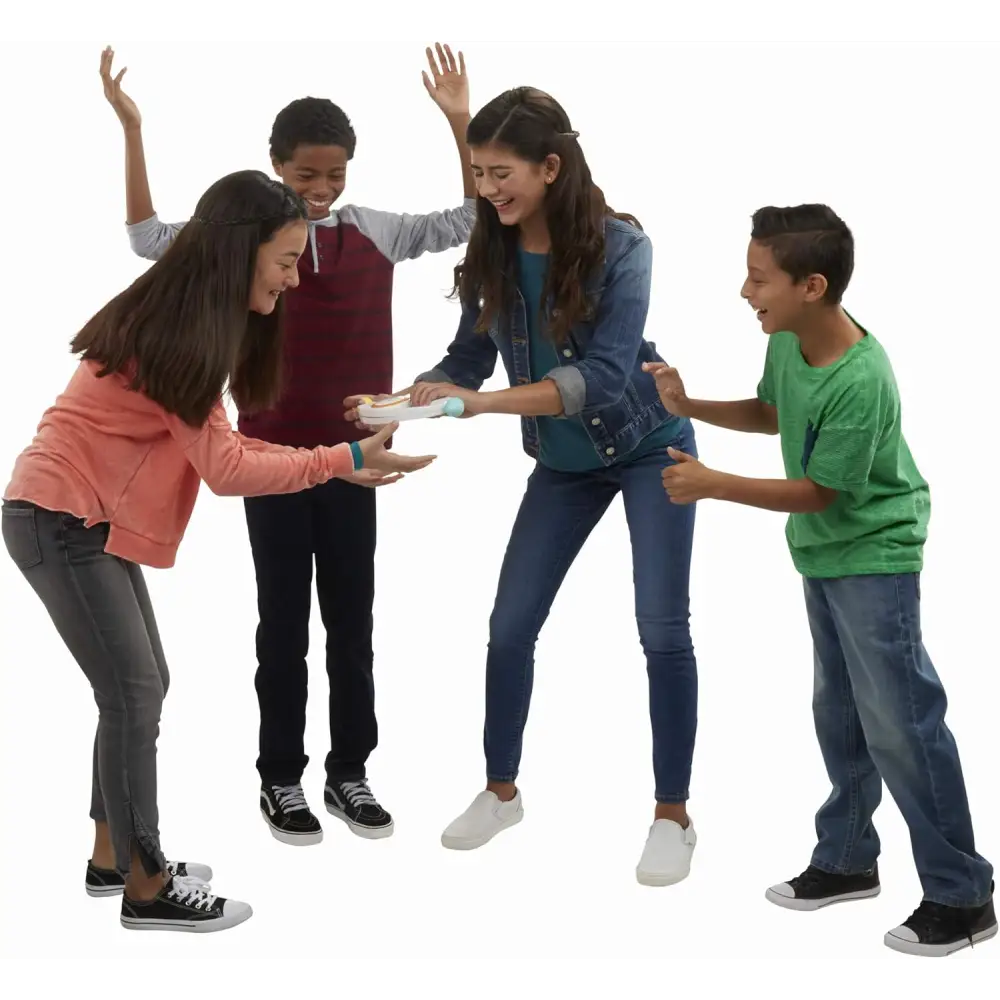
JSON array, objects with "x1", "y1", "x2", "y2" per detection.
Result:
[
  {"x1": 643, "y1": 362, "x2": 693, "y2": 418},
  {"x1": 409, "y1": 382, "x2": 484, "y2": 416},
  {"x1": 100, "y1": 47, "x2": 141, "y2": 132}
]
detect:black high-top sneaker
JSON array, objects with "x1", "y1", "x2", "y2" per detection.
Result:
[
  {"x1": 86, "y1": 858, "x2": 213, "y2": 897},
  {"x1": 884, "y1": 882, "x2": 998, "y2": 957},
  {"x1": 324, "y1": 779, "x2": 394, "y2": 839},
  {"x1": 260, "y1": 783, "x2": 323, "y2": 845},
  {"x1": 765, "y1": 863, "x2": 881, "y2": 911},
  {"x1": 120, "y1": 877, "x2": 252, "y2": 933}
]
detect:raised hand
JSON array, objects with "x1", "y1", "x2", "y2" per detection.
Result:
[
  {"x1": 643, "y1": 362, "x2": 693, "y2": 418},
  {"x1": 100, "y1": 46, "x2": 141, "y2": 132},
  {"x1": 422, "y1": 43, "x2": 469, "y2": 118}
]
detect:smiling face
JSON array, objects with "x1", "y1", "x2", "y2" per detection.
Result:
[
  {"x1": 470, "y1": 142, "x2": 559, "y2": 229},
  {"x1": 249, "y1": 220, "x2": 307, "y2": 314},
  {"x1": 741, "y1": 239, "x2": 829, "y2": 335},
  {"x1": 274, "y1": 144, "x2": 349, "y2": 220}
]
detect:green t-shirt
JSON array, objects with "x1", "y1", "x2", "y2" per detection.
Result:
[{"x1": 756, "y1": 326, "x2": 930, "y2": 579}]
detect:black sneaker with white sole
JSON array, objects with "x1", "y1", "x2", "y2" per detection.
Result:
[
  {"x1": 260, "y1": 783, "x2": 323, "y2": 845},
  {"x1": 766, "y1": 863, "x2": 881, "y2": 911},
  {"x1": 884, "y1": 882, "x2": 998, "y2": 957},
  {"x1": 324, "y1": 779, "x2": 394, "y2": 839},
  {"x1": 120, "y1": 877, "x2": 252, "y2": 933},
  {"x1": 86, "y1": 858, "x2": 213, "y2": 897}
]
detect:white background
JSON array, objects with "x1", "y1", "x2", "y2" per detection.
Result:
[{"x1": 2, "y1": 3, "x2": 998, "y2": 992}]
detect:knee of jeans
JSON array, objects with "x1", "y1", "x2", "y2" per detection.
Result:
[
  {"x1": 488, "y1": 607, "x2": 540, "y2": 654},
  {"x1": 636, "y1": 613, "x2": 692, "y2": 656},
  {"x1": 95, "y1": 674, "x2": 165, "y2": 720},
  {"x1": 862, "y1": 709, "x2": 921, "y2": 764}
]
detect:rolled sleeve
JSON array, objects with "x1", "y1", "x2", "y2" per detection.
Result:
[
  {"x1": 545, "y1": 365, "x2": 587, "y2": 417},
  {"x1": 545, "y1": 233, "x2": 652, "y2": 415}
]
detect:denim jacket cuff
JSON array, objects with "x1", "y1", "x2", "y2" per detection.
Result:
[
  {"x1": 415, "y1": 367, "x2": 453, "y2": 385},
  {"x1": 545, "y1": 366, "x2": 586, "y2": 417}
]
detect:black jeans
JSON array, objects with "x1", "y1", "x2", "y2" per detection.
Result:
[
  {"x1": 2, "y1": 501, "x2": 169, "y2": 876},
  {"x1": 244, "y1": 478, "x2": 377, "y2": 786}
]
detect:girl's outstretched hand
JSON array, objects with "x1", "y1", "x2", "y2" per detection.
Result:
[{"x1": 356, "y1": 422, "x2": 436, "y2": 474}]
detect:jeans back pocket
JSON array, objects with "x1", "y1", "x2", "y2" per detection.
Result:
[{"x1": 2, "y1": 502, "x2": 43, "y2": 571}]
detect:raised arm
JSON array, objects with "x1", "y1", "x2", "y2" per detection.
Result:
[
  {"x1": 341, "y1": 42, "x2": 477, "y2": 264},
  {"x1": 100, "y1": 47, "x2": 184, "y2": 260},
  {"x1": 421, "y1": 42, "x2": 476, "y2": 201}
]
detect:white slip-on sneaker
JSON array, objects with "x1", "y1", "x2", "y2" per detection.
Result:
[
  {"x1": 441, "y1": 790, "x2": 524, "y2": 850},
  {"x1": 635, "y1": 818, "x2": 697, "y2": 886}
]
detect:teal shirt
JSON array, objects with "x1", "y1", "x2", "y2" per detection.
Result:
[{"x1": 518, "y1": 247, "x2": 676, "y2": 472}]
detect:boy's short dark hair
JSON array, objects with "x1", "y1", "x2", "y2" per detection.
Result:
[
  {"x1": 269, "y1": 97, "x2": 357, "y2": 163},
  {"x1": 751, "y1": 204, "x2": 854, "y2": 304}
]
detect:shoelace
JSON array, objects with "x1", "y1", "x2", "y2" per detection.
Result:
[
  {"x1": 273, "y1": 783, "x2": 310, "y2": 813},
  {"x1": 164, "y1": 860, "x2": 208, "y2": 883},
  {"x1": 787, "y1": 868, "x2": 826, "y2": 891},
  {"x1": 167, "y1": 879, "x2": 218, "y2": 911},
  {"x1": 904, "y1": 900, "x2": 976, "y2": 947},
  {"x1": 340, "y1": 779, "x2": 378, "y2": 809}
]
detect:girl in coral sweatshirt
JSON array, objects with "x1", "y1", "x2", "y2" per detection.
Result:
[{"x1": 2, "y1": 169, "x2": 433, "y2": 935}]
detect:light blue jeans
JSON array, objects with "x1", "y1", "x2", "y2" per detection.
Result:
[{"x1": 805, "y1": 573, "x2": 992, "y2": 907}]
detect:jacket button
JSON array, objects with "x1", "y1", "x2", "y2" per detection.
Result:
[
  {"x1": 562, "y1": 349, "x2": 573, "y2": 358},
  {"x1": 605, "y1": 446, "x2": 615, "y2": 456},
  {"x1": 591, "y1": 417, "x2": 601, "y2": 426}
]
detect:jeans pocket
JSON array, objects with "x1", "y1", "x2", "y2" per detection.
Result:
[{"x1": 2, "y1": 504, "x2": 43, "y2": 571}]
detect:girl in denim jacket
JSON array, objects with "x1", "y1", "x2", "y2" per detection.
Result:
[{"x1": 349, "y1": 87, "x2": 700, "y2": 885}]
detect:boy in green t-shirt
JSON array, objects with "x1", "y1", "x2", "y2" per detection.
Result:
[{"x1": 644, "y1": 203, "x2": 995, "y2": 958}]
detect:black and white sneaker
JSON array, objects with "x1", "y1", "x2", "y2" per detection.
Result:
[
  {"x1": 885, "y1": 882, "x2": 997, "y2": 957},
  {"x1": 766, "y1": 863, "x2": 881, "y2": 911},
  {"x1": 260, "y1": 783, "x2": 323, "y2": 845},
  {"x1": 86, "y1": 858, "x2": 213, "y2": 897},
  {"x1": 324, "y1": 779, "x2": 394, "y2": 839},
  {"x1": 120, "y1": 877, "x2": 252, "y2": 933}
]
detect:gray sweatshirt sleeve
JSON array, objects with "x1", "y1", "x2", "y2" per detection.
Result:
[
  {"x1": 343, "y1": 198, "x2": 477, "y2": 264},
  {"x1": 126, "y1": 214, "x2": 186, "y2": 261}
]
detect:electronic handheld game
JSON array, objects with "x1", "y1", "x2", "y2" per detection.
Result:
[{"x1": 355, "y1": 393, "x2": 465, "y2": 425}]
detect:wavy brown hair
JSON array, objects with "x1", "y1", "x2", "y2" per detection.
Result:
[
  {"x1": 71, "y1": 170, "x2": 307, "y2": 426},
  {"x1": 454, "y1": 87, "x2": 640, "y2": 343}
]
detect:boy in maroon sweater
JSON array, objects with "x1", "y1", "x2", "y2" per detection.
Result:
[{"x1": 101, "y1": 44, "x2": 477, "y2": 843}]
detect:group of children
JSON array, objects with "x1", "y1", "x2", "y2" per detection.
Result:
[{"x1": 0, "y1": 44, "x2": 993, "y2": 957}]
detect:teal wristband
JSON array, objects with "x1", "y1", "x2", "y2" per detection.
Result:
[{"x1": 350, "y1": 441, "x2": 364, "y2": 471}]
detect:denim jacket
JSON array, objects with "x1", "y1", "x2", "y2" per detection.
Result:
[{"x1": 415, "y1": 216, "x2": 673, "y2": 466}]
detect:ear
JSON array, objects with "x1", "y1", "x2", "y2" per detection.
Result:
[
  {"x1": 543, "y1": 153, "x2": 562, "y2": 184},
  {"x1": 270, "y1": 156, "x2": 285, "y2": 180},
  {"x1": 802, "y1": 273, "x2": 829, "y2": 304}
]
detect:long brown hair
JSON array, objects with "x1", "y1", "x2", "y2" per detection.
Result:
[
  {"x1": 454, "y1": 87, "x2": 640, "y2": 343},
  {"x1": 71, "y1": 170, "x2": 307, "y2": 426}
]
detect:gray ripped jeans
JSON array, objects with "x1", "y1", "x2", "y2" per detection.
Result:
[{"x1": 2, "y1": 500, "x2": 168, "y2": 876}]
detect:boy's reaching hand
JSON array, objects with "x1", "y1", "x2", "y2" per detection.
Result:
[{"x1": 643, "y1": 362, "x2": 693, "y2": 418}]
